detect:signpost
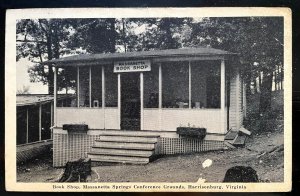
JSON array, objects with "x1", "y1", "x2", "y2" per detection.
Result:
[{"x1": 114, "y1": 60, "x2": 151, "y2": 73}]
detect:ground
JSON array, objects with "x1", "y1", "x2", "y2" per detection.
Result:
[
  {"x1": 17, "y1": 127, "x2": 283, "y2": 183},
  {"x1": 17, "y1": 91, "x2": 284, "y2": 182}
]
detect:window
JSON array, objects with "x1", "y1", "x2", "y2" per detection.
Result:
[
  {"x1": 79, "y1": 67, "x2": 90, "y2": 107},
  {"x1": 144, "y1": 64, "x2": 159, "y2": 108},
  {"x1": 41, "y1": 103, "x2": 52, "y2": 140},
  {"x1": 91, "y1": 66, "x2": 102, "y2": 108},
  {"x1": 57, "y1": 67, "x2": 77, "y2": 107},
  {"x1": 28, "y1": 105, "x2": 39, "y2": 143},
  {"x1": 17, "y1": 107, "x2": 27, "y2": 145},
  {"x1": 191, "y1": 60, "x2": 220, "y2": 109},
  {"x1": 162, "y1": 61, "x2": 189, "y2": 108},
  {"x1": 105, "y1": 65, "x2": 118, "y2": 107}
]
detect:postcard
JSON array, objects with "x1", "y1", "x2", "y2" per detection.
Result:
[{"x1": 5, "y1": 7, "x2": 292, "y2": 192}]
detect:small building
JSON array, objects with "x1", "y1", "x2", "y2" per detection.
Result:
[
  {"x1": 16, "y1": 94, "x2": 72, "y2": 163},
  {"x1": 42, "y1": 47, "x2": 245, "y2": 167}
]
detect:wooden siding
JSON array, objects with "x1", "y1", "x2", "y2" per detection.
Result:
[
  {"x1": 229, "y1": 67, "x2": 243, "y2": 130},
  {"x1": 56, "y1": 108, "x2": 120, "y2": 130},
  {"x1": 143, "y1": 108, "x2": 225, "y2": 134}
]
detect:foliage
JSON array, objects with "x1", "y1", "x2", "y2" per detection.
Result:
[{"x1": 16, "y1": 17, "x2": 283, "y2": 113}]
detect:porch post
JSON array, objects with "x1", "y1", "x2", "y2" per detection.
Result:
[
  {"x1": 102, "y1": 66, "x2": 105, "y2": 108},
  {"x1": 221, "y1": 59, "x2": 226, "y2": 133},
  {"x1": 140, "y1": 72, "x2": 144, "y2": 130},
  {"x1": 118, "y1": 73, "x2": 121, "y2": 129},
  {"x1": 39, "y1": 104, "x2": 42, "y2": 141},
  {"x1": 26, "y1": 108, "x2": 29, "y2": 143},
  {"x1": 50, "y1": 102, "x2": 53, "y2": 139},
  {"x1": 158, "y1": 63, "x2": 162, "y2": 130},
  {"x1": 158, "y1": 63, "x2": 162, "y2": 108},
  {"x1": 54, "y1": 66, "x2": 57, "y2": 126},
  {"x1": 77, "y1": 66, "x2": 80, "y2": 107},
  {"x1": 188, "y1": 61, "x2": 191, "y2": 109},
  {"x1": 102, "y1": 66, "x2": 105, "y2": 128},
  {"x1": 89, "y1": 66, "x2": 92, "y2": 108}
]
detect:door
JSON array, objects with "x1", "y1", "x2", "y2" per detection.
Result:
[{"x1": 121, "y1": 73, "x2": 141, "y2": 130}]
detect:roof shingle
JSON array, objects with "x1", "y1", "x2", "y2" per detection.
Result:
[{"x1": 42, "y1": 47, "x2": 235, "y2": 65}]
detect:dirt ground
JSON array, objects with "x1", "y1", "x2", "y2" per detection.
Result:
[{"x1": 17, "y1": 128, "x2": 284, "y2": 183}]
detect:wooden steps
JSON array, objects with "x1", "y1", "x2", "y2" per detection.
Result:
[
  {"x1": 225, "y1": 127, "x2": 251, "y2": 148},
  {"x1": 97, "y1": 135, "x2": 158, "y2": 143},
  {"x1": 90, "y1": 147, "x2": 154, "y2": 157},
  {"x1": 88, "y1": 132, "x2": 159, "y2": 164}
]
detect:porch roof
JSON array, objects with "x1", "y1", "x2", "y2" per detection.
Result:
[
  {"x1": 17, "y1": 94, "x2": 74, "y2": 107},
  {"x1": 42, "y1": 47, "x2": 236, "y2": 66}
]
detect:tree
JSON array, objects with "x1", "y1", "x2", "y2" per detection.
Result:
[
  {"x1": 16, "y1": 19, "x2": 75, "y2": 94},
  {"x1": 187, "y1": 17, "x2": 283, "y2": 114},
  {"x1": 68, "y1": 18, "x2": 117, "y2": 53}
]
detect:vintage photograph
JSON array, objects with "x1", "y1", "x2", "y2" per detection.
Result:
[{"x1": 6, "y1": 8, "x2": 292, "y2": 192}]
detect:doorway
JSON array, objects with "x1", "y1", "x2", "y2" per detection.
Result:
[{"x1": 121, "y1": 73, "x2": 141, "y2": 130}]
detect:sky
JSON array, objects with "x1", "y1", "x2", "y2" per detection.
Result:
[{"x1": 16, "y1": 58, "x2": 48, "y2": 94}]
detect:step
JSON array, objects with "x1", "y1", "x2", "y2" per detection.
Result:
[
  {"x1": 88, "y1": 154, "x2": 150, "y2": 164},
  {"x1": 99, "y1": 130, "x2": 161, "y2": 137},
  {"x1": 233, "y1": 135, "x2": 247, "y2": 146},
  {"x1": 225, "y1": 131, "x2": 239, "y2": 140},
  {"x1": 225, "y1": 131, "x2": 239, "y2": 144},
  {"x1": 98, "y1": 135, "x2": 158, "y2": 143},
  {"x1": 94, "y1": 141, "x2": 155, "y2": 150},
  {"x1": 89, "y1": 147, "x2": 154, "y2": 157}
]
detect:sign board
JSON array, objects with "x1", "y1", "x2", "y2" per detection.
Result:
[{"x1": 114, "y1": 60, "x2": 151, "y2": 73}]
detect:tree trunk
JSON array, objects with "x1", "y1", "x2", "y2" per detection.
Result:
[
  {"x1": 280, "y1": 67, "x2": 283, "y2": 90},
  {"x1": 245, "y1": 70, "x2": 252, "y2": 97},
  {"x1": 46, "y1": 26, "x2": 55, "y2": 95},
  {"x1": 259, "y1": 71, "x2": 273, "y2": 114},
  {"x1": 122, "y1": 19, "x2": 127, "y2": 52},
  {"x1": 274, "y1": 66, "x2": 278, "y2": 91},
  {"x1": 48, "y1": 65, "x2": 54, "y2": 95},
  {"x1": 108, "y1": 19, "x2": 116, "y2": 53},
  {"x1": 258, "y1": 72, "x2": 262, "y2": 93},
  {"x1": 253, "y1": 77, "x2": 257, "y2": 94}
]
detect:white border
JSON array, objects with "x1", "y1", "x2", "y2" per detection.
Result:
[{"x1": 5, "y1": 7, "x2": 292, "y2": 192}]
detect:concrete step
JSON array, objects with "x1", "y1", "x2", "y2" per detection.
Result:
[
  {"x1": 99, "y1": 130, "x2": 160, "y2": 137},
  {"x1": 94, "y1": 141, "x2": 155, "y2": 150},
  {"x1": 88, "y1": 154, "x2": 150, "y2": 164},
  {"x1": 98, "y1": 135, "x2": 158, "y2": 143},
  {"x1": 89, "y1": 147, "x2": 154, "y2": 157}
]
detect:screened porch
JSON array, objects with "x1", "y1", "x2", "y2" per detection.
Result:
[{"x1": 53, "y1": 58, "x2": 230, "y2": 134}]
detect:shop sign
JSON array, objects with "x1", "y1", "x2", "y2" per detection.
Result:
[{"x1": 114, "y1": 60, "x2": 151, "y2": 73}]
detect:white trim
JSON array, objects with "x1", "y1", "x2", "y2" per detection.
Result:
[
  {"x1": 140, "y1": 72, "x2": 144, "y2": 130},
  {"x1": 118, "y1": 73, "x2": 121, "y2": 129},
  {"x1": 39, "y1": 104, "x2": 42, "y2": 141},
  {"x1": 26, "y1": 108, "x2": 29, "y2": 143},
  {"x1": 50, "y1": 102, "x2": 53, "y2": 139},
  {"x1": 235, "y1": 67, "x2": 240, "y2": 129},
  {"x1": 54, "y1": 67, "x2": 57, "y2": 126},
  {"x1": 243, "y1": 80, "x2": 247, "y2": 118},
  {"x1": 188, "y1": 60, "x2": 191, "y2": 109},
  {"x1": 51, "y1": 56, "x2": 226, "y2": 67},
  {"x1": 50, "y1": 102, "x2": 53, "y2": 126},
  {"x1": 89, "y1": 66, "x2": 92, "y2": 108},
  {"x1": 77, "y1": 66, "x2": 80, "y2": 108},
  {"x1": 158, "y1": 63, "x2": 162, "y2": 109},
  {"x1": 158, "y1": 63, "x2": 162, "y2": 131},
  {"x1": 102, "y1": 66, "x2": 105, "y2": 108},
  {"x1": 102, "y1": 66, "x2": 105, "y2": 128},
  {"x1": 221, "y1": 59, "x2": 226, "y2": 133}
]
